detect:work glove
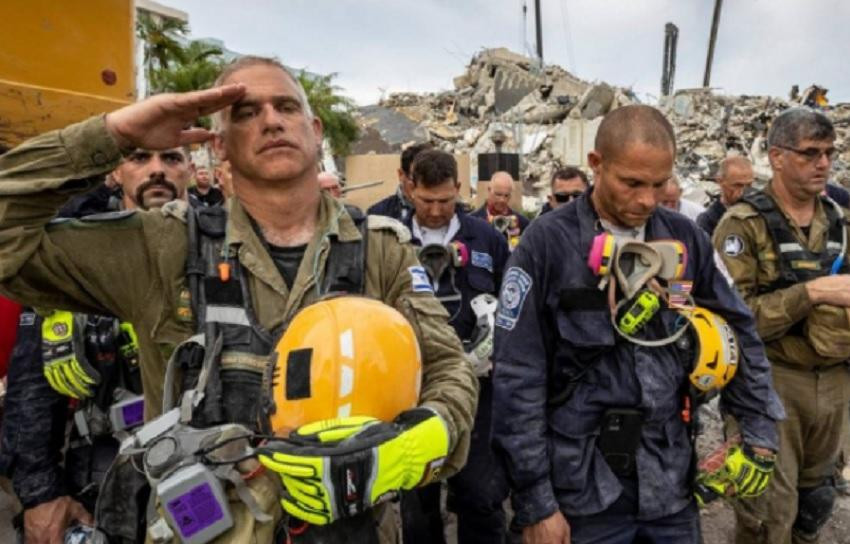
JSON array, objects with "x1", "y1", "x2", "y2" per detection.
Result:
[
  {"x1": 258, "y1": 407, "x2": 449, "y2": 525},
  {"x1": 695, "y1": 444, "x2": 775, "y2": 506},
  {"x1": 42, "y1": 311, "x2": 101, "y2": 399},
  {"x1": 117, "y1": 321, "x2": 140, "y2": 362}
]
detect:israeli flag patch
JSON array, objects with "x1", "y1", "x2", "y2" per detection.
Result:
[
  {"x1": 495, "y1": 266, "x2": 532, "y2": 330},
  {"x1": 471, "y1": 250, "x2": 493, "y2": 273},
  {"x1": 408, "y1": 266, "x2": 434, "y2": 293}
]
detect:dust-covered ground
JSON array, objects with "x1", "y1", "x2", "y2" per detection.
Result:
[{"x1": 697, "y1": 400, "x2": 850, "y2": 544}]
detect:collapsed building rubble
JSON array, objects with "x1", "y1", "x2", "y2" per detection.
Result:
[{"x1": 350, "y1": 48, "x2": 850, "y2": 209}]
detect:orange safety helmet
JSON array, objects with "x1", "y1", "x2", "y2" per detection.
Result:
[{"x1": 268, "y1": 296, "x2": 422, "y2": 436}]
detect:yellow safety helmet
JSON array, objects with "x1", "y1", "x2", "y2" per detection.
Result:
[
  {"x1": 684, "y1": 307, "x2": 740, "y2": 393},
  {"x1": 268, "y1": 296, "x2": 422, "y2": 436}
]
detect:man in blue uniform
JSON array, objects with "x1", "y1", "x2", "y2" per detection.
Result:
[
  {"x1": 491, "y1": 105, "x2": 784, "y2": 544},
  {"x1": 405, "y1": 149, "x2": 510, "y2": 543},
  {"x1": 367, "y1": 143, "x2": 432, "y2": 222}
]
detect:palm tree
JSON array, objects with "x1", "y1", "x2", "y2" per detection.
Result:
[
  {"x1": 150, "y1": 41, "x2": 224, "y2": 94},
  {"x1": 298, "y1": 72, "x2": 360, "y2": 157},
  {"x1": 136, "y1": 12, "x2": 189, "y2": 95}
]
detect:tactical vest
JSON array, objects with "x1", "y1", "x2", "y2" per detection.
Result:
[
  {"x1": 40, "y1": 312, "x2": 142, "y2": 511},
  {"x1": 742, "y1": 190, "x2": 848, "y2": 294},
  {"x1": 178, "y1": 205, "x2": 368, "y2": 431}
]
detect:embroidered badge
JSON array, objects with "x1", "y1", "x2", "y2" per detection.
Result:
[
  {"x1": 408, "y1": 266, "x2": 434, "y2": 293},
  {"x1": 19, "y1": 312, "x2": 35, "y2": 326},
  {"x1": 470, "y1": 250, "x2": 493, "y2": 273},
  {"x1": 667, "y1": 280, "x2": 693, "y2": 309},
  {"x1": 723, "y1": 234, "x2": 744, "y2": 257},
  {"x1": 495, "y1": 267, "x2": 532, "y2": 330}
]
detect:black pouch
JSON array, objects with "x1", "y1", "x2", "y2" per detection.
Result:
[{"x1": 597, "y1": 408, "x2": 644, "y2": 477}]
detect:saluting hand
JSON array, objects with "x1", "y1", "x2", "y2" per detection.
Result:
[{"x1": 105, "y1": 84, "x2": 246, "y2": 151}]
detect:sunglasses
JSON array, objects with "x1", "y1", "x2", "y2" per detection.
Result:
[
  {"x1": 553, "y1": 191, "x2": 584, "y2": 203},
  {"x1": 775, "y1": 145, "x2": 836, "y2": 162}
]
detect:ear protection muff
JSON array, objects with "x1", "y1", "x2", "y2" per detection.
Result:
[
  {"x1": 650, "y1": 240, "x2": 688, "y2": 280},
  {"x1": 449, "y1": 241, "x2": 469, "y2": 268},
  {"x1": 588, "y1": 232, "x2": 617, "y2": 276}
]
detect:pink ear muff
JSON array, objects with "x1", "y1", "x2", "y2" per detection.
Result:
[
  {"x1": 450, "y1": 240, "x2": 469, "y2": 267},
  {"x1": 588, "y1": 232, "x2": 616, "y2": 276}
]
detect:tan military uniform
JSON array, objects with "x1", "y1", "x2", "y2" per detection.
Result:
[
  {"x1": 0, "y1": 116, "x2": 478, "y2": 543},
  {"x1": 714, "y1": 183, "x2": 850, "y2": 544}
]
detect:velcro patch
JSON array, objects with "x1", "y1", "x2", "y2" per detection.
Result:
[
  {"x1": 19, "y1": 312, "x2": 36, "y2": 326},
  {"x1": 471, "y1": 250, "x2": 493, "y2": 272},
  {"x1": 496, "y1": 267, "x2": 532, "y2": 330},
  {"x1": 408, "y1": 266, "x2": 434, "y2": 293},
  {"x1": 723, "y1": 234, "x2": 744, "y2": 257}
]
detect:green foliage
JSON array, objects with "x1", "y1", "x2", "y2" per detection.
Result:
[
  {"x1": 297, "y1": 72, "x2": 359, "y2": 157},
  {"x1": 150, "y1": 41, "x2": 224, "y2": 94},
  {"x1": 136, "y1": 12, "x2": 189, "y2": 92}
]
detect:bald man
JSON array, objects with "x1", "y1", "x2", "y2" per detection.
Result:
[
  {"x1": 659, "y1": 175, "x2": 705, "y2": 222},
  {"x1": 697, "y1": 156, "x2": 754, "y2": 236},
  {"x1": 492, "y1": 104, "x2": 782, "y2": 544},
  {"x1": 471, "y1": 171, "x2": 529, "y2": 250},
  {"x1": 317, "y1": 171, "x2": 343, "y2": 198}
]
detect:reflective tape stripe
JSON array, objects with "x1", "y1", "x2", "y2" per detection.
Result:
[
  {"x1": 778, "y1": 242, "x2": 804, "y2": 253},
  {"x1": 206, "y1": 305, "x2": 250, "y2": 326},
  {"x1": 827, "y1": 241, "x2": 843, "y2": 251}
]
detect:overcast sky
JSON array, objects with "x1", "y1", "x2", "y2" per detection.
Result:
[{"x1": 166, "y1": 0, "x2": 850, "y2": 106}]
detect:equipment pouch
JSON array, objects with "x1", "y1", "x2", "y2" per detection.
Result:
[
  {"x1": 804, "y1": 304, "x2": 850, "y2": 361},
  {"x1": 597, "y1": 408, "x2": 644, "y2": 478}
]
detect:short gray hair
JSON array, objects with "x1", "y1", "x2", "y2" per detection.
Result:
[
  {"x1": 211, "y1": 56, "x2": 314, "y2": 130},
  {"x1": 767, "y1": 107, "x2": 835, "y2": 149}
]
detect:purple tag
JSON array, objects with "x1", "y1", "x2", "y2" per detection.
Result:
[
  {"x1": 166, "y1": 482, "x2": 224, "y2": 537},
  {"x1": 121, "y1": 399, "x2": 145, "y2": 428}
]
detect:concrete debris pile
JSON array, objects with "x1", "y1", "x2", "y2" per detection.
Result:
[
  {"x1": 351, "y1": 48, "x2": 850, "y2": 206},
  {"x1": 660, "y1": 88, "x2": 850, "y2": 199},
  {"x1": 352, "y1": 48, "x2": 635, "y2": 193}
]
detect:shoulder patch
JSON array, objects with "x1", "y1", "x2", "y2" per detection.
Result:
[
  {"x1": 723, "y1": 233, "x2": 745, "y2": 257},
  {"x1": 79, "y1": 209, "x2": 136, "y2": 223},
  {"x1": 496, "y1": 266, "x2": 532, "y2": 331},
  {"x1": 367, "y1": 214, "x2": 411, "y2": 243},
  {"x1": 408, "y1": 265, "x2": 434, "y2": 293},
  {"x1": 160, "y1": 200, "x2": 190, "y2": 223}
]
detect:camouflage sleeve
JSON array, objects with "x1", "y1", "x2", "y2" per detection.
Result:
[
  {"x1": 368, "y1": 228, "x2": 478, "y2": 478},
  {"x1": 0, "y1": 116, "x2": 165, "y2": 322},
  {"x1": 713, "y1": 208, "x2": 813, "y2": 342}
]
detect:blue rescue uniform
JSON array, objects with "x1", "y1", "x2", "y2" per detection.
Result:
[
  {"x1": 367, "y1": 188, "x2": 414, "y2": 223},
  {"x1": 407, "y1": 212, "x2": 511, "y2": 544},
  {"x1": 491, "y1": 190, "x2": 783, "y2": 541}
]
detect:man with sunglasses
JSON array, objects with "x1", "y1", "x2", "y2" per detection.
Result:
[
  {"x1": 539, "y1": 167, "x2": 589, "y2": 215},
  {"x1": 715, "y1": 107, "x2": 850, "y2": 544}
]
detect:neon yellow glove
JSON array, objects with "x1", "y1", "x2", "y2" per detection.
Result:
[
  {"x1": 695, "y1": 444, "x2": 775, "y2": 505},
  {"x1": 42, "y1": 311, "x2": 100, "y2": 399},
  {"x1": 118, "y1": 321, "x2": 139, "y2": 362},
  {"x1": 258, "y1": 408, "x2": 449, "y2": 526}
]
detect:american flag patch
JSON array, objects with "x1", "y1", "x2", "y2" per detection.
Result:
[{"x1": 668, "y1": 280, "x2": 693, "y2": 308}]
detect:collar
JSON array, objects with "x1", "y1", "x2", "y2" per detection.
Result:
[
  {"x1": 396, "y1": 186, "x2": 413, "y2": 209},
  {"x1": 412, "y1": 214, "x2": 461, "y2": 246},
  {"x1": 576, "y1": 187, "x2": 666, "y2": 256},
  {"x1": 225, "y1": 192, "x2": 363, "y2": 297},
  {"x1": 764, "y1": 181, "x2": 828, "y2": 246}
]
